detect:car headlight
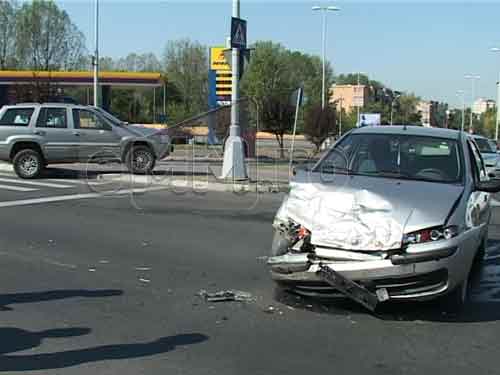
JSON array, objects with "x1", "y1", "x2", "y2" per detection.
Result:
[{"x1": 402, "y1": 225, "x2": 459, "y2": 245}]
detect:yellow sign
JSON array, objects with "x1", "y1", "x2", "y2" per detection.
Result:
[{"x1": 210, "y1": 47, "x2": 230, "y2": 71}]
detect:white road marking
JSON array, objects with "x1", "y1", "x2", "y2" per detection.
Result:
[
  {"x1": 135, "y1": 267, "x2": 151, "y2": 271},
  {"x1": 0, "y1": 186, "x2": 168, "y2": 208},
  {"x1": 50, "y1": 178, "x2": 112, "y2": 186},
  {"x1": 0, "y1": 177, "x2": 72, "y2": 189},
  {"x1": 0, "y1": 184, "x2": 37, "y2": 192}
]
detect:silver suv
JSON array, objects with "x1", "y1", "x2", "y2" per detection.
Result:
[{"x1": 0, "y1": 103, "x2": 171, "y2": 178}]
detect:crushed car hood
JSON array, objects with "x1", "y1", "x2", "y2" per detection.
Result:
[{"x1": 279, "y1": 173, "x2": 464, "y2": 251}]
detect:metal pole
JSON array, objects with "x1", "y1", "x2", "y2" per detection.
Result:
[
  {"x1": 153, "y1": 87, "x2": 156, "y2": 123},
  {"x1": 163, "y1": 83, "x2": 166, "y2": 121},
  {"x1": 390, "y1": 102, "x2": 394, "y2": 126},
  {"x1": 321, "y1": 10, "x2": 326, "y2": 109},
  {"x1": 357, "y1": 73, "x2": 360, "y2": 126},
  {"x1": 462, "y1": 96, "x2": 465, "y2": 132},
  {"x1": 289, "y1": 88, "x2": 302, "y2": 178},
  {"x1": 470, "y1": 79, "x2": 475, "y2": 132},
  {"x1": 496, "y1": 72, "x2": 500, "y2": 141},
  {"x1": 339, "y1": 98, "x2": 342, "y2": 136},
  {"x1": 93, "y1": 0, "x2": 99, "y2": 107},
  {"x1": 221, "y1": 0, "x2": 247, "y2": 179}
]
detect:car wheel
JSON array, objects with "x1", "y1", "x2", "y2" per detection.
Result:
[
  {"x1": 13, "y1": 149, "x2": 44, "y2": 179},
  {"x1": 443, "y1": 275, "x2": 469, "y2": 313},
  {"x1": 126, "y1": 145, "x2": 156, "y2": 175}
]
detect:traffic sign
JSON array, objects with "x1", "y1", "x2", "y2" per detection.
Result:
[{"x1": 231, "y1": 17, "x2": 247, "y2": 49}]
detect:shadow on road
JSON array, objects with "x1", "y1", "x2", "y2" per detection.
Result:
[
  {"x1": 0, "y1": 289, "x2": 123, "y2": 311},
  {"x1": 0, "y1": 327, "x2": 208, "y2": 372}
]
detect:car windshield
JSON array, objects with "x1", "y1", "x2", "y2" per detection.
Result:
[
  {"x1": 474, "y1": 137, "x2": 496, "y2": 154},
  {"x1": 316, "y1": 133, "x2": 463, "y2": 184}
]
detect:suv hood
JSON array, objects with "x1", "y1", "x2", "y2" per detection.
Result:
[{"x1": 279, "y1": 173, "x2": 464, "y2": 251}]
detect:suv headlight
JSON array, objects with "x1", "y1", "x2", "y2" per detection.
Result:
[{"x1": 402, "y1": 225, "x2": 459, "y2": 245}]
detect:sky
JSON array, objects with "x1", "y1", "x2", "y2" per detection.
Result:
[{"x1": 55, "y1": 0, "x2": 500, "y2": 107}]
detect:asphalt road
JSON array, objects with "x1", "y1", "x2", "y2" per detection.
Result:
[{"x1": 1, "y1": 172, "x2": 500, "y2": 374}]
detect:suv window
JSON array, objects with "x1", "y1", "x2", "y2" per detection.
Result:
[
  {"x1": 72, "y1": 109, "x2": 112, "y2": 131},
  {"x1": 36, "y1": 108, "x2": 67, "y2": 129},
  {"x1": 0, "y1": 108, "x2": 34, "y2": 126}
]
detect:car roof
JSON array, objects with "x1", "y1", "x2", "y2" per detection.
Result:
[
  {"x1": 351, "y1": 125, "x2": 461, "y2": 140},
  {"x1": 2, "y1": 103, "x2": 92, "y2": 110}
]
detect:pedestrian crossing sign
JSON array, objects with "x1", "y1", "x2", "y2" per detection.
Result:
[{"x1": 231, "y1": 17, "x2": 247, "y2": 49}]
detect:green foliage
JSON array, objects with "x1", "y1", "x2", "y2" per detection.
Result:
[
  {"x1": 0, "y1": 0, "x2": 17, "y2": 69},
  {"x1": 241, "y1": 40, "x2": 332, "y2": 152},
  {"x1": 162, "y1": 38, "x2": 208, "y2": 122},
  {"x1": 16, "y1": 0, "x2": 87, "y2": 71}
]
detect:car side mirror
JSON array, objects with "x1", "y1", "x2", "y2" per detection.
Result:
[{"x1": 477, "y1": 179, "x2": 500, "y2": 193}]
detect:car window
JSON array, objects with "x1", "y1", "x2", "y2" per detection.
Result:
[
  {"x1": 469, "y1": 140, "x2": 488, "y2": 182},
  {"x1": 0, "y1": 108, "x2": 34, "y2": 126},
  {"x1": 316, "y1": 133, "x2": 463, "y2": 184},
  {"x1": 72, "y1": 109, "x2": 112, "y2": 131},
  {"x1": 473, "y1": 137, "x2": 496, "y2": 154},
  {"x1": 36, "y1": 108, "x2": 67, "y2": 129}
]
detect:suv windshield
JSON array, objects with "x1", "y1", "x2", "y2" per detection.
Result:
[
  {"x1": 94, "y1": 107, "x2": 125, "y2": 126},
  {"x1": 474, "y1": 137, "x2": 496, "y2": 154},
  {"x1": 316, "y1": 133, "x2": 463, "y2": 184}
]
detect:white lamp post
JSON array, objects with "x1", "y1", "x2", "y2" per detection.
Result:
[
  {"x1": 456, "y1": 90, "x2": 466, "y2": 132},
  {"x1": 312, "y1": 5, "x2": 340, "y2": 109},
  {"x1": 465, "y1": 74, "x2": 480, "y2": 133},
  {"x1": 490, "y1": 47, "x2": 500, "y2": 141}
]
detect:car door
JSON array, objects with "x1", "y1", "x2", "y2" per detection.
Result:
[
  {"x1": 72, "y1": 108, "x2": 121, "y2": 161},
  {"x1": 35, "y1": 107, "x2": 78, "y2": 162},
  {"x1": 467, "y1": 139, "x2": 491, "y2": 232}
]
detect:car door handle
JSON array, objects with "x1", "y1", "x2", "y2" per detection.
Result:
[
  {"x1": 73, "y1": 131, "x2": 81, "y2": 136},
  {"x1": 33, "y1": 130, "x2": 45, "y2": 136}
]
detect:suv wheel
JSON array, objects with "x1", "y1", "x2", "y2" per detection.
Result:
[
  {"x1": 13, "y1": 149, "x2": 44, "y2": 179},
  {"x1": 126, "y1": 145, "x2": 156, "y2": 175}
]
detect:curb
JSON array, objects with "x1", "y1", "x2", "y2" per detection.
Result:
[
  {"x1": 97, "y1": 173, "x2": 289, "y2": 193},
  {"x1": 0, "y1": 163, "x2": 13, "y2": 172}
]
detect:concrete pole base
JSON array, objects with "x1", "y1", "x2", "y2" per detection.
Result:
[{"x1": 221, "y1": 135, "x2": 248, "y2": 180}]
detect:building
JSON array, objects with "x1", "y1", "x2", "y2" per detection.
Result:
[
  {"x1": 473, "y1": 98, "x2": 496, "y2": 115},
  {"x1": 416, "y1": 100, "x2": 438, "y2": 127},
  {"x1": 329, "y1": 84, "x2": 369, "y2": 113}
]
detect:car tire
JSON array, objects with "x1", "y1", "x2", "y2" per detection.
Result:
[
  {"x1": 13, "y1": 149, "x2": 44, "y2": 179},
  {"x1": 443, "y1": 275, "x2": 469, "y2": 313},
  {"x1": 125, "y1": 145, "x2": 156, "y2": 175}
]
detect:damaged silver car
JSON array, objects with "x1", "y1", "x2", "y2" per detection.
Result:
[{"x1": 268, "y1": 126, "x2": 500, "y2": 310}]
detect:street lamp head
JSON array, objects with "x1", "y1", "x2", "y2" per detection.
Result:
[
  {"x1": 312, "y1": 6, "x2": 322, "y2": 11},
  {"x1": 465, "y1": 74, "x2": 481, "y2": 80},
  {"x1": 491, "y1": 47, "x2": 500, "y2": 52},
  {"x1": 327, "y1": 6, "x2": 341, "y2": 11}
]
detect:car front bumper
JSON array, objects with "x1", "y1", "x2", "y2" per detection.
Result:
[{"x1": 268, "y1": 229, "x2": 480, "y2": 301}]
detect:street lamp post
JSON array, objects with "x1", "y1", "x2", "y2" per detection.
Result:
[
  {"x1": 93, "y1": 0, "x2": 99, "y2": 107},
  {"x1": 456, "y1": 90, "x2": 466, "y2": 132},
  {"x1": 490, "y1": 47, "x2": 500, "y2": 141},
  {"x1": 312, "y1": 5, "x2": 340, "y2": 110},
  {"x1": 338, "y1": 97, "x2": 343, "y2": 137},
  {"x1": 355, "y1": 71, "x2": 366, "y2": 126},
  {"x1": 465, "y1": 74, "x2": 480, "y2": 133}
]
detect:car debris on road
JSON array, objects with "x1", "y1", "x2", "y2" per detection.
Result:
[{"x1": 197, "y1": 290, "x2": 254, "y2": 303}]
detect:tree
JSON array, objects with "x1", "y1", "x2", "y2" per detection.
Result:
[
  {"x1": 16, "y1": 0, "x2": 87, "y2": 71},
  {"x1": 162, "y1": 39, "x2": 208, "y2": 121},
  {"x1": 303, "y1": 104, "x2": 336, "y2": 153},
  {"x1": 0, "y1": 0, "x2": 17, "y2": 69},
  {"x1": 261, "y1": 95, "x2": 296, "y2": 157},
  {"x1": 241, "y1": 41, "x2": 332, "y2": 156}
]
